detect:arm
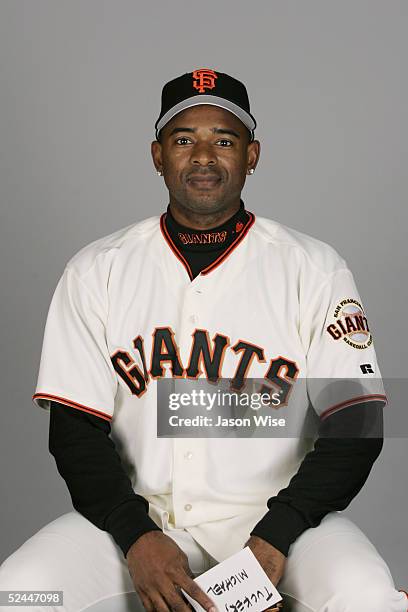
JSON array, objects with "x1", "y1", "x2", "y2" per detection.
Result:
[
  {"x1": 48, "y1": 400, "x2": 161, "y2": 557},
  {"x1": 249, "y1": 400, "x2": 384, "y2": 557},
  {"x1": 245, "y1": 401, "x2": 383, "y2": 587}
]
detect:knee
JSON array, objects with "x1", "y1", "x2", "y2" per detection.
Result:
[
  {"x1": 0, "y1": 548, "x2": 61, "y2": 591},
  {"x1": 0, "y1": 552, "x2": 64, "y2": 612},
  {"x1": 330, "y1": 584, "x2": 402, "y2": 612}
]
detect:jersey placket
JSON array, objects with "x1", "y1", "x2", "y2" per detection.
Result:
[{"x1": 171, "y1": 277, "x2": 207, "y2": 528}]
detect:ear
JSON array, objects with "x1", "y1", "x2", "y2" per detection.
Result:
[
  {"x1": 151, "y1": 140, "x2": 163, "y2": 174},
  {"x1": 247, "y1": 139, "x2": 261, "y2": 173}
]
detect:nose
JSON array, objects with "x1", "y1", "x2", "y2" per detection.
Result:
[{"x1": 191, "y1": 141, "x2": 217, "y2": 167}]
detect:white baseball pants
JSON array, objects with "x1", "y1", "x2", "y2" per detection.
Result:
[{"x1": 0, "y1": 510, "x2": 406, "y2": 612}]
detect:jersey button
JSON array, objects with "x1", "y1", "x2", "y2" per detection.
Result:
[
  {"x1": 189, "y1": 315, "x2": 197, "y2": 324},
  {"x1": 184, "y1": 451, "x2": 193, "y2": 460},
  {"x1": 184, "y1": 504, "x2": 192, "y2": 511}
]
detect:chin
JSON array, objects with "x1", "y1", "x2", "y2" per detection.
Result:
[{"x1": 184, "y1": 194, "x2": 227, "y2": 214}]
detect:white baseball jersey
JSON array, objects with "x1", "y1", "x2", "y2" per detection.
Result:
[{"x1": 33, "y1": 211, "x2": 386, "y2": 562}]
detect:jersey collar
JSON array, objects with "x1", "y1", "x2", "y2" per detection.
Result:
[{"x1": 160, "y1": 200, "x2": 255, "y2": 281}]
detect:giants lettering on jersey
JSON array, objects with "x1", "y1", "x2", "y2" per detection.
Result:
[{"x1": 110, "y1": 327, "x2": 299, "y2": 406}]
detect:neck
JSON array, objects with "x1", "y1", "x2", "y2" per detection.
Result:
[
  {"x1": 164, "y1": 199, "x2": 249, "y2": 255},
  {"x1": 168, "y1": 197, "x2": 242, "y2": 230}
]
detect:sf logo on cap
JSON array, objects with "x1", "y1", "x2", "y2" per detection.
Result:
[{"x1": 192, "y1": 68, "x2": 218, "y2": 93}]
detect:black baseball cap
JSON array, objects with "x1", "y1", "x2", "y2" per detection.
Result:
[{"x1": 155, "y1": 68, "x2": 257, "y2": 142}]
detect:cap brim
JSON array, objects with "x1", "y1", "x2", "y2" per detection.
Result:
[{"x1": 155, "y1": 95, "x2": 256, "y2": 137}]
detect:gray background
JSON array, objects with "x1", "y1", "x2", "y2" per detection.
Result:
[{"x1": 1, "y1": 0, "x2": 407, "y2": 585}]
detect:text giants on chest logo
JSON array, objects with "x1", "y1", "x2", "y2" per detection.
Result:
[
  {"x1": 178, "y1": 231, "x2": 227, "y2": 245},
  {"x1": 326, "y1": 298, "x2": 372, "y2": 349},
  {"x1": 110, "y1": 327, "x2": 299, "y2": 404},
  {"x1": 192, "y1": 68, "x2": 218, "y2": 93}
]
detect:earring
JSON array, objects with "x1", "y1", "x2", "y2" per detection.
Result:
[
  {"x1": 248, "y1": 168, "x2": 255, "y2": 175},
  {"x1": 157, "y1": 170, "x2": 162, "y2": 176}
]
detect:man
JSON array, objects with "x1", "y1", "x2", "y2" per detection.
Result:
[{"x1": 0, "y1": 68, "x2": 407, "y2": 612}]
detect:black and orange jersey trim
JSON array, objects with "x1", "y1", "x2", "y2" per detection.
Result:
[
  {"x1": 160, "y1": 213, "x2": 195, "y2": 280},
  {"x1": 32, "y1": 393, "x2": 112, "y2": 422},
  {"x1": 200, "y1": 211, "x2": 255, "y2": 275},
  {"x1": 320, "y1": 393, "x2": 387, "y2": 421},
  {"x1": 160, "y1": 210, "x2": 256, "y2": 281}
]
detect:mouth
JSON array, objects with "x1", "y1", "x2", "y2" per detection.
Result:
[{"x1": 187, "y1": 175, "x2": 221, "y2": 189}]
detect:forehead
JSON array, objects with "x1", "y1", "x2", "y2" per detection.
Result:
[{"x1": 163, "y1": 104, "x2": 246, "y2": 132}]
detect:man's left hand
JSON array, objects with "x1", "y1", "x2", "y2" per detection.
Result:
[{"x1": 244, "y1": 535, "x2": 286, "y2": 587}]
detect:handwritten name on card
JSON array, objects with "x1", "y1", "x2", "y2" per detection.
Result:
[{"x1": 181, "y1": 547, "x2": 283, "y2": 612}]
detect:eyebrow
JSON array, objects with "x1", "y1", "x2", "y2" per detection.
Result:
[{"x1": 168, "y1": 127, "x2": 241, "y2": 139}]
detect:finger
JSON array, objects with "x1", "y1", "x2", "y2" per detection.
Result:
[
  {"x1": 265, "y1": 605, "x2": 284, "y2": 612},
  {"x1": 162, "y1": 584, "x2": 195, "y2": 612},
  {"x1": 136, "y1": 587, "x2": 155, "y2": 612},
  {"x1": 178, "y1": 575, "x2": 217, "y2": 612},
  {"x1": 147, "y1": 591, "x2": 170, "y2": 612},
  {"x1": 179, "y1": 591, "x2": 194, "y2": 611}
]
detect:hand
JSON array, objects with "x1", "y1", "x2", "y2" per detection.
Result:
[
  {"x1": 244, "y1": 535, "x2": 287, "y2": 588},
  {"x1": 126, "y1": 530, "x2": 218, "y2": 612}
]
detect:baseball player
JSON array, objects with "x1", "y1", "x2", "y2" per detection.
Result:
[{"x1": 0, "y1": 68, "x2": 407, "y2": 612}]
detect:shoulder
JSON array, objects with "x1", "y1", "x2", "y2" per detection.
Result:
[
  {"x1": 251, "y1": 214, "x2": 348, "y2": 277},
  {"x1": 64, "y1": 215, "x2": 160, "y2": 281}
]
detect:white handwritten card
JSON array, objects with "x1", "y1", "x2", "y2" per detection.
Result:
[{"x1": 181, "y1": 546, "x2": 283, "y2": 612}]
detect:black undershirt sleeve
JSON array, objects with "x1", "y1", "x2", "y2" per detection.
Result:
[
  {"x1": 250, "y1": 401, "x2": 384, "y2": 556},
  {"x1": 48, "y1": 401, "x2": 162, "y2": 558}
]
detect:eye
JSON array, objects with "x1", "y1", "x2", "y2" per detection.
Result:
[
  {"x1": 175, "y1": 137, "x2": 192, "y2": 145},
  {"x1": 217, "y1": 139, "x2": 233, "y2": 147}
]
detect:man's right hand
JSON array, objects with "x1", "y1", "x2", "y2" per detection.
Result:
[{"x1": 126, "y1": 530, "x2": 218, "y2": 612}]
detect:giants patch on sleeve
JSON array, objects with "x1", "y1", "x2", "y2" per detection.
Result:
[{"x1": 326, "y1": 298, "x2": 373, "y2": 349}]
